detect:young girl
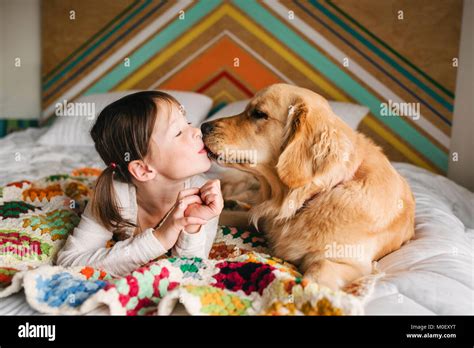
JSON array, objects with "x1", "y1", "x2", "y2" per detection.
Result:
[{"x1": 56, "y1": 91, "x2": 224, "y2": 277}]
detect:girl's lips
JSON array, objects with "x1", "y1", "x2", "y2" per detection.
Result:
[{"x1": 198, "y1": 146, "x2": 207, "y2": 154}]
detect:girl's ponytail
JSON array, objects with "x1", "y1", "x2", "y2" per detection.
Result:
[{"x1": 90, "y1": 163, "x2": 135, "y2": 232}]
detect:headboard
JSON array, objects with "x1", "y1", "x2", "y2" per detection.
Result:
[{"x1": 41, "y1": 0, "x2": 463, "y2": 175}]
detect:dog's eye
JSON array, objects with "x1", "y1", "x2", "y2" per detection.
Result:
[{"x1": 251, "y1": 109, "x2": 268, "y2": 120}]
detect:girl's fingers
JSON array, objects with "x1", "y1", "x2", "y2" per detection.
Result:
[
  {"x1": 210, "y1": 179, "x2": 221, "y2": 187},
  {"x1": 180, "y1": 216, "x2": 208, "y2": 226},
  {"x1": 174, "y1": 195, "x2": 202, "y2": 213},
  {"x1": 207, "y1": 194, "x2": 224, "y2": 210},
  {"x1": 177, "y1": 187, "x2": 201, "y2": 200},
  {"x1": 204, "y1": 194, "x2": 215, "y2": 205},
  {"x1": 200, "y1": 185, "x2": 220, "y2": 200},
  {"x1": 199, "y1": 179, "x2": 221, "y2": 192},
  {"x1": 199, "y1": 180, "x2": 221, "y2": 201},
  {"x1": 202, "y1": 192, "x2": 215, "y2": 202},
  {"x1": 202, "y1": 189, "x2": 223, "y2": 204},
  {"x1": 170, "y1": 196, "x2": 203, "y2": 229}
]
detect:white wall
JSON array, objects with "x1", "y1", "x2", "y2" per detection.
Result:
[
  {"x1": 0, "y1": 0, "x2": 41, "y2": 119},
  {"x1": 448, "y1": 0, "x2": 474, "y2": 192}
]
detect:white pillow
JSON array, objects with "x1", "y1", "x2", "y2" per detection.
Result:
[
  {"x1": 327, "y1": 101, "x2": 369, "y2": 130},
  {"x1": 38, "y1": 90, "x2": 213, "y2": 146},
  {"x1": 203, "y1": 100, "x2": 249, "y2": 124},
  {"x1": 202, "y1": 99, "x2": 369, "y2": 130}
]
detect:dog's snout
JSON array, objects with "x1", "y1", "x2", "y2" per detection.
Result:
[{"x1": 201, "y1": 122, "x2": 214, "y2": 136}]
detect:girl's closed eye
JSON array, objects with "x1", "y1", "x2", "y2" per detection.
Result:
[{"x1": 175, "y1": 122, "x2": 192, "y2": 137}]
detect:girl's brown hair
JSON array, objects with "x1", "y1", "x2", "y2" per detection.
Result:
[{"x1": 89, "y1": 91, "x2": 181, "y2": 232}]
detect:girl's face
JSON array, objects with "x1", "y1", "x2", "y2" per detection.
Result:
[{"x1": 146, "y1": 102, "x2": 211, "y2": 180}]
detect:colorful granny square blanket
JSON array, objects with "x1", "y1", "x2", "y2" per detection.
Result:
[{"x1": 0, "y1": 168, "x2": 379, "y2": 315}]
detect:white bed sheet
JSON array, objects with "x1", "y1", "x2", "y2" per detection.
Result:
[{"x1": 0, "y1": 127, "x2": 472, "y2": 315}]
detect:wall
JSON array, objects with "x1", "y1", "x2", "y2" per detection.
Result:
[
  {"x1": 0, "y1": 0, "x2": 41, "y2": 135},
  {"x1": 448, "y1": 0, "x2": 474, "y2": 191}
]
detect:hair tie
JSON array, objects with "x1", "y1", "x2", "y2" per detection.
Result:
[{"x1": 109, "y1": 162, "x2": 117, "y2": 169}]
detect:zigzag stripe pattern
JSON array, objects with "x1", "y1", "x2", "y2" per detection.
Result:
[{"x1": 40, "y1": 0, "x2": 462, "y2": 174}]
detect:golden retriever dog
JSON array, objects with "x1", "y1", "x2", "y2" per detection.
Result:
[{"x1": 202, "y1": 83, "x2": 415, "y2": 290}]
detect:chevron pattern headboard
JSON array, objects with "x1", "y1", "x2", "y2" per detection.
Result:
[{"x1": 40, "y1": 0, "x2": 463, "y2": 174}]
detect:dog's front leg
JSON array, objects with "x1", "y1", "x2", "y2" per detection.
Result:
[
  {"x1": 218, "y1": 210, "x2": 251, "y2": 228},
  {"x1": 300, "y1": 253, "x2": 371, "y2": 291}
]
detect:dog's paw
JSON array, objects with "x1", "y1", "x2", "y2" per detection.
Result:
[{"x1": 303, "y1": 271, "x2": 342, "y2": 292}]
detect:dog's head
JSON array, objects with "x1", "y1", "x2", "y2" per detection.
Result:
[{"x1": 202, "y1": 83, "x2": 358, "y2": 190}]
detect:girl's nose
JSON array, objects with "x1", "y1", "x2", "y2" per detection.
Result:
[{"x1": 193, "y1": 126, "x2": 203, "y2": 139}]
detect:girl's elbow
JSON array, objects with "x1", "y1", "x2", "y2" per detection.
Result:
[
  {"x1": 55, "y1": 249, "x2": 87, "y2": 269},
  {"x1": 55, "y1": 250, "x2": 75, "y2": 268}
]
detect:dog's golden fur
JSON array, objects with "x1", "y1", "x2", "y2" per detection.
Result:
[{"x1": 204, "y1": 84, "x2": 415, "y2": 290}]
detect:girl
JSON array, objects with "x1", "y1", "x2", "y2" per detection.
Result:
[{"x1": 56, "y1": 91, "x2": 224, "y2": 277}]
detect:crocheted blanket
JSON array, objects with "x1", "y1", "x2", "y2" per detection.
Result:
[{"x1": 0, "y1": 168, "x2": 379, "y2": 315}]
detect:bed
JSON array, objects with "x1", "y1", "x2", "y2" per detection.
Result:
[{"x1": 0, "y1": 125, "x2": 472, "y2": 315}]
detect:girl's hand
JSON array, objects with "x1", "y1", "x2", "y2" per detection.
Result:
[
  {"x1": 153, "y1": 188, "x2": 207, "y2": 250},
  {"x1": 184, "y1": 179, "x2": 224, "y2": 224}
]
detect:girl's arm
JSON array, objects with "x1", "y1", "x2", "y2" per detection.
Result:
[
  {"x1": 56, "y1": 202, "x2": 168, "y2": 277},
  {"x1": 171, "y1": 215, "x2": 219, "y2": 259}
]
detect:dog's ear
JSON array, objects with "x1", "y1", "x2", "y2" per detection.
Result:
[{"x1": 276, "y1": 100, "x2": 353, "y2": 189}]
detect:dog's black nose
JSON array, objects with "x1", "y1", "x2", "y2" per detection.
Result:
[{"x1": 201, "y1": 122, "x2": 214, "y2": 136}]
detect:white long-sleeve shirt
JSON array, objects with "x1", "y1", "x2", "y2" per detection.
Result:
[{"x1": 56, "y1": 174, "x2": 219, "y2": 277}]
